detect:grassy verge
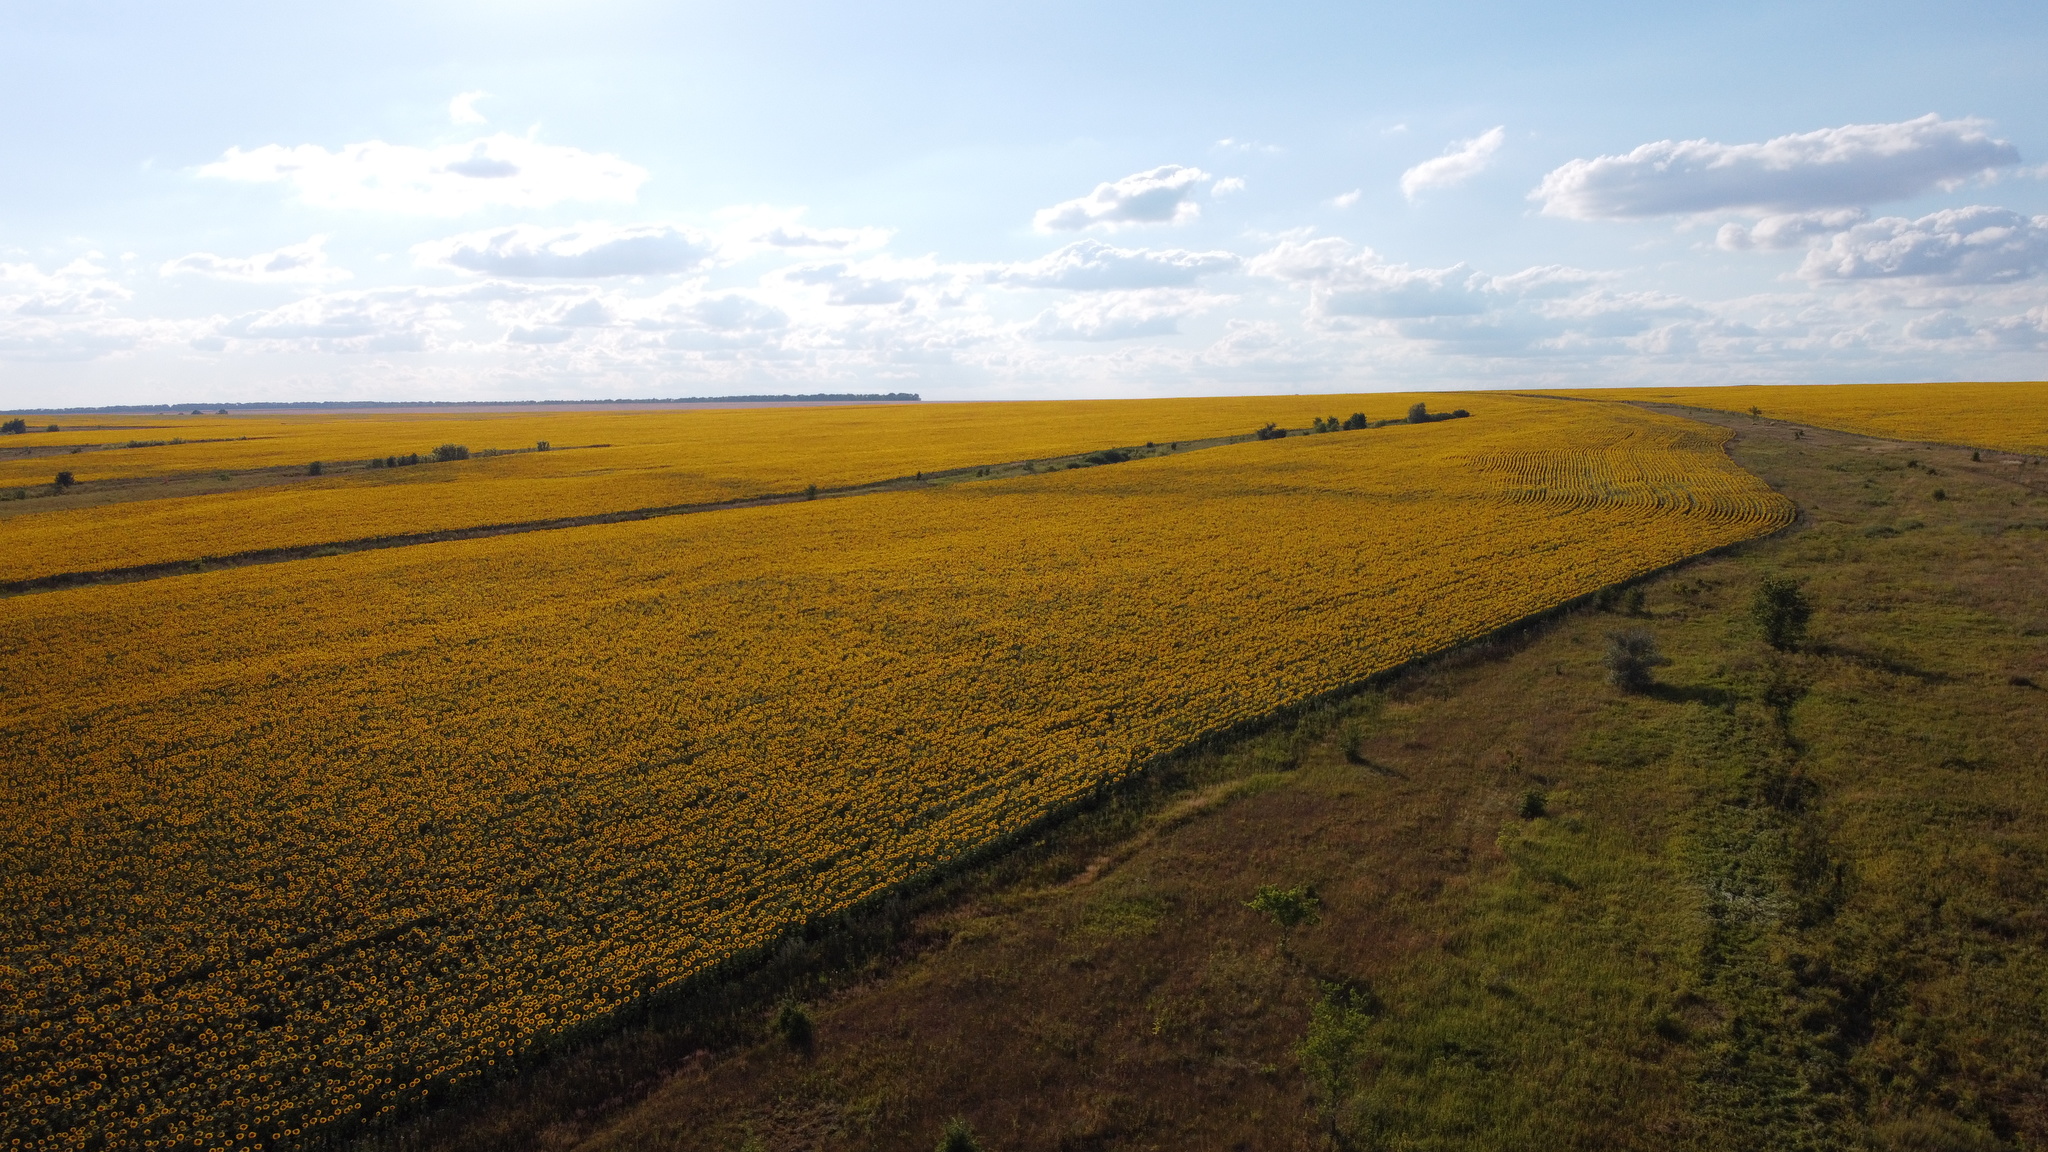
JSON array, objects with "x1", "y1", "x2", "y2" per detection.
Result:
[{"x1": 390, "y1": 410, "x2": 2047, "y2": 1152}]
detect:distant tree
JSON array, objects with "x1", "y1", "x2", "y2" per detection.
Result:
[
  {"x1": 1750, "y1": 577, "x2": 1812, "y2": 651},
  {"x1": 54, "y1": 470, "x2": 75, "y2": 489},
  {"x1": 1254, "y1": 422, "x2": 1287, "y2": 441},
  {"x1": 0, "y1": 418, "x2": 25, "y2": 434},
  {"x1": 1749, "y1": 406, "x2": 1763, "y2": 419},
  {"x1": 46, "y1": 424, "x2": 58, "y2": 432},
  {"x1": 1407, "y1": 402, "x2": 1431, "y2": 424},
  {"x1": 805, "y1": 483, "x2": 819, "y2": 500},
  {"x1": 1450, "y1": 408, "x2": 1470, "y2": 418},
  {"x1": 432, "y1": 444, "x2": 470, "y2": 462},
  {"x1": 536, "y1": 440, "x2": 551, "y2": 452},
  {"x1": 308, "y1": 461, "x2": 323, "y2": 476},
  {"x1": 1342, "y1": 412, "x2": 1368, "y2": 430},
  {"x1": 1605, "y1": 628, "x2": 1668, "y2": 693},
  {"x1": 935, "y1": 1118, "x2": 984, "y2": 1152}
]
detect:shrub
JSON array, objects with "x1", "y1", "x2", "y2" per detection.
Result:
[
  {"x1": 308, "y1": 461, "x2": 323, "y2": 476},
  {"x1": 1519, "y1": 790, "x2": 1548, "y2": 819},
  {"x1": 1254, "y1": 422, "x2": 1286, "y2": 441},
  {"x1": 1933, "y1": 488, "x2": 1947, "y2": 501},
  {"x1": 433, "y1": 444, "x2": 470, "y2": 462},
  {"x1": 1623, "y1": 587, "x2": 1646, "y2": 616},
  {"x1": 1605, "y1": 628, "x2": 1667, "y2": 693},
  {"x1": 1407, "y1": 402, "x2": 1431, "y2": 424},
  {"x1": 771, "y1": 999, "x2": 813, "y2": 1050},
  {"x1": 935, "y1": 1117, "x2": 983, "y2": 1152},
  {"x1": 0, "y1": 418, "x2": 26, "y2": 434},
  {"x1": 805, "y1": 484, "x2": 819, "y2": 500},
  {"x1": 54, "y1": 471, "x2": 75, "y2": 489},
  {"x1": 536, "y1": 440, "x2": 550, "y2": 452},
  {"x1": 1247, "y1": 883, "x2": 1321, "y2": 954},
  {"x1": 1342, "y1": 412, "x2": 1368, "y2": 431},
  {"x1": 1081, "y1": 449, "x2": 1131, "y2": 466},
  {"x1": 47, "y1": 424, "x2": 58, "y2": 432},
  {"x1": 1972, "y1": 450, "x2": 1981, "y2": 462},
  {"x1": 1750, "y1": 576, "x2": 1812, "y2": 651}
]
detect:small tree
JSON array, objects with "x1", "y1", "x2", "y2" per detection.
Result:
[
  {"x1": 0, "y1": 418, "x2": 26, "y2": 434},
  {"x1": 1254, "y1": 422, "x2": 1286, "y2": 441},
  {"x1": 1605, "y1": 628, "x2": 1668, "y2": 693},
  {"x1": 432, "y1": 443, "x2": 470, "y2": 462},
  {"x1": 1750, "y1": 577, "x2": 1812, "y2": 651},
  {"x1": 308, "y1": 461, "x2": 323, "y2": 476},
  {"x1": 1343, "y1": 412, "x2": 1368, "y2": 430},
  {"x1": 54, "y1": 470, "x2": 75, "y2": 489},
  {"x1": 805, "y1": 483, "x2": 819, "y2": 500},
  {"x1": 935, "y1": 1117, "x2": 984, "y2": 1152},
  {"x1": 536, "y1": 440, "x2": 550, "y2": 452},
  {"x1": 1407, "y1": 402, "x2": 1431, "y2": 424}
]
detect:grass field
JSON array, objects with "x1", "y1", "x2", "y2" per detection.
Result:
[
  {"x1": 0, "y1": 398, "x2": 1786, "y2": 1152},
  {"x1": 414, "y1": 404, "x2": 2048, "y2": 1152},
  {"x1": 1536, "y1": 381, "x2": 2048, "y2": 456},
  {"x1": 0, "y1": 393, "x2": 1461, "y2": 583}
]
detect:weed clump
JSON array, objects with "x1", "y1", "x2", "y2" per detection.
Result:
[
  {"x1": 935, "y1": 1117, "x2": 983, "y2": 1152},
  {"x1": 1605, "y1": 628, "x2": 1667, "y2": 693}
]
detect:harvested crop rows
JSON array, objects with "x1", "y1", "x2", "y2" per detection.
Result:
[{"x1": 0, "y1": 399, "x2": 1790, "y2": 1151}]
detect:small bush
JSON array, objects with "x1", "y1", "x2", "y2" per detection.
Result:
[
  {"x1": 806, "y1": 483, "x2": 819, "y2": 500},
  {"x1": 1605, "y1": 629, "x2": 1668, "y2": 693},
  {"x1": 1246, "y1": 884, "x2": 1321, "y2": 954},
  {"x1": 1972, "y1": 450, "x2": 1981, "y2": 462},
  {"x1": 771, "y1": 1000, "x2": 813, "y2": 1050},
  {"x1": 1407, "y1": 402, "x2": 1431, "y2": 424},
  {"x1": 1254, "y1": 422, "x2": 1286, "y2": 441},
  {"x1": 536, "y1": 440, "x2": 550, "y2": 452},
  {"x1": 1343, "y1": 412, "x2": 1368, "y2": 430},
  {"x1": 1623, "y1": 587, "x2": 1647, "y2": 616},
  {"x1": 54, "y1": 470, "x2": 75, "y2": 489},
  {"x1": 1751, "y1": 576, "x2": 1813, "y2": 651},
  {"x1": 1519, "y1": 790, "x2": 1548, "y2": 819},
  {"x1": 935, "y1": 1117, "x2": 983, "y2": 1152},
  {"x1": 308, "y1": 461, "x2": 323, "y2": 476},
  {"x1": 433, "y1": 444, "x2": 470, "y2": 462},
  {"x1": 1933, "y1": 488, "x2": 1947, "y2": 501},
  {"x1": 46, "y1": 424, "x2": 58, "y2": 432},
  {"x1": 1081, "y1": 449, "x2": 1130, "y2": 466},
  {"x1": 0, "y1": 418, "x2": 26, "y2": 434}
]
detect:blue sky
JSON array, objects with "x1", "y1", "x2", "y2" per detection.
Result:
[{"x1": 3, "y1": 0, "x2": 2045, "y2": 404}]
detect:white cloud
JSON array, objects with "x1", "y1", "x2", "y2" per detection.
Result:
[
  {"x1": 1715, "y1": 209, "x2": 1868, "y2": 251},
  {"x1": 415, "y1": 222, "x2": 718, "y2": 278},
  {"x1": 1535, "y1": 115, "x2": 2020, "y2": 219},
  {"x1": 161, "y1": 235, "x2": 351, "y2": 284},
  {"x1": 449, "y1": 91, "x2": 489, "y2": 125},
  {"x1": 0, "y1": 258, "x2": 131, "y2": 316},
  {"x1": 199, "y1": 132, "x2": 647, "y2": 215},
  {"x1": 1024, "y1": 289, "x2": 1216, "y2": 341},
  {"x1": 986, "y1": 240, "x2": 1239, "y2": 291},
  {"x1": 1401, "y1": 126, "x2": 1505, "y2": 200},
  {"x1": 1033, "y1": 165, "x2": 1213, "y2": 232},
  {"x1": 1329, "y1": 190, "x2": 1362, "y2": 209},
  {"x1": 1214, "y1": 138, "x2": 1283, "y2": 154},
  {"x1": 777, "y1": 256, "x2": 952, "y2": 307},
  {"x1": 0, "y1": 258, "x2": 175, "y2": 362},
  {"x1": 1211, "y1": 177, "x2": 1246, "y2": 196},
  {"x1": 713, "y1": 206, "x2": 892, "y2": 255},
  {"x1": 1798, "y1": 206, "x2": 2048, "y2": 284}
]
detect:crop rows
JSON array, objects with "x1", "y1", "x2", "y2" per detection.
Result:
[
  {"x1": 4, "y1": 392, "x2": 1463, "y2": 583},
  {"x1": 1, "y1": 400, "x2": 1790, "y2": 1150}
]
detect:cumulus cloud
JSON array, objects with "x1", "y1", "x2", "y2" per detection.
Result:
[
  {"x1": 1211, "y1": 177, "x2": 1246, "y2": 196},
  {"x1": 0, "y1": 258, "x2": 176, "y2": 361},
  {"x1": 1329, "y1": 190, "x2": 1362, "y2": 209},
  {"x1": 778, "y1": 257, "x2": 951, "y2": 306},
  {"x1": 1401, "y1": 127, "x2": 1505, "y2": 200},
  {"x1": 0, "y1": 258, "x2": 131, "y2": 316},
  {"x1": 161, "y1": 235, "x2": 351, "y2": 284},
  {"x1": 714, "y1": 206, "x2": 892, "y2": 255},
  {"x1": 415, "y1": 222, "x2": 718, "y2": 278},
  {"x1": 986, "y1": 240, "x2": 1239, "y2": 291},
  {"x1": 1716, "y1": 209, "x2": 1868, "y2": 251},
  {"x1": 1248, "y1": 236, "x2": 1596, "y2": 321},
  {"x1": 1024, "y1": 289, "x2": 1215, "y2": 341},
  {"x1": 199, "y1": 133, "x2": 647, "y2": 214},
  {"x1": 1798, "y1": 206, "x2": 2048, "y2": 283},
  {"x1": 1033, "y1": 165, "x2": 1213, "y2": 232},
  {"x1": 1535, "y1": 115, "x2": 2020, "y2": 219}
]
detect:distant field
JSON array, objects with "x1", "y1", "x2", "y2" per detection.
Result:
[
  {"x1": 4, "y1": 393, "x2": 1461, "y2": 583},
  {"x1": 1537, "y1": 380, "x2": 2048, "y2": 455},
  {"x1": 0, "y1": 399, "x2": 1788, "y2": 1151}
]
